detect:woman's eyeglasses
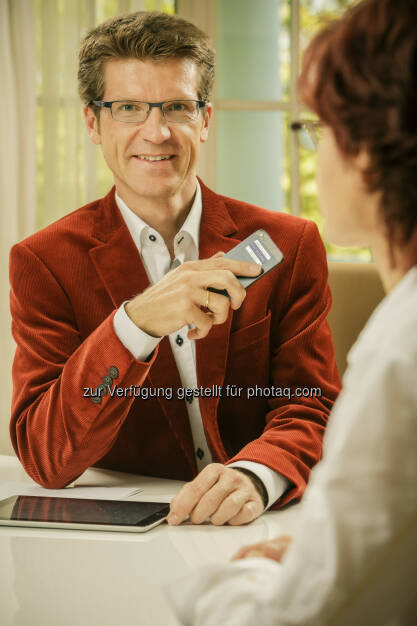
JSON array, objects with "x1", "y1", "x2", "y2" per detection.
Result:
[{"x1": 290, "y1": 120, "x2": 323, "y2": 151}]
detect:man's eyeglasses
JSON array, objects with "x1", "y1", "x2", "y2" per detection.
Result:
[
  {"x1": 290, "y1": 120, "x2": 323, "y2": 151},
  {"x1": 90, "y1": 99, "x2": 207, "y2": 124}
]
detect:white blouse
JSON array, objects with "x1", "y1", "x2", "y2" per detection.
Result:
[{"x1": 168, "y1": 267, "x2": 417, "y2": 626}]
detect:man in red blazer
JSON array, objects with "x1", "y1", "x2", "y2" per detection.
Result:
[{"x1": 9, "y1": 12, "x2": 340, "y2": 526}]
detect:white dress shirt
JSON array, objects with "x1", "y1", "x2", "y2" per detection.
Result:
[
  {"x1": 167, "y1": 266, "x2": 417, "y2": 625},
  {"x1": 112, "y1": 181, "x2": 288, "y2": 507}
]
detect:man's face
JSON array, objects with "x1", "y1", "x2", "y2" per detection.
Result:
[{"x1": 84, "y1": 57, "x2": 212, "y2": 206}]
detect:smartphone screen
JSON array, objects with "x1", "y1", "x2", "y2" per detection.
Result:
[
  {"x1": 224, "y1": 229, "x2": 284, "y2": 287},
  {"x1": 208, "y1": 229, "x2": 284, "y2": 295}
]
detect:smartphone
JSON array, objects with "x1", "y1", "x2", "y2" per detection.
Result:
[
  {"x1": 0, "y1": 495, "x2": 170, "y2": 533},
  {"x1": 208, "y1": 229, "x2": 284, "y2": 295}
]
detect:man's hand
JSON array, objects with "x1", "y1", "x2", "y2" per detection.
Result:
[
  {"x1": 167, "y1": 463, "x2": 264, "y2": 526},
  {"x1": 231, "y1": 535, "x2": 293, "y2": 563},
  {"x1": 125, "y1": 256, "x2": 261, "y2": 340}
]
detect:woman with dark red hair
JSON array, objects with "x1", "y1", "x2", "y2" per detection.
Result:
[{"x1": 168, "y1": 1, "x2": 417, "y2": 624}]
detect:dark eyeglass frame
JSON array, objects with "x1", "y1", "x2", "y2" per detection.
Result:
[
  {"x1": 290, "y1": 120, "x2": 324, "y2": 151},
  {"x1": 89, "y1": 99, "x2": 207, "y2": 124}
]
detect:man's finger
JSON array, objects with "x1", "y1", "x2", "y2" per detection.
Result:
[
  {"x1": 208, "y1": 489, "x2": 249, "y2": 526},
  {"x1": 187, "y1": 467, "x2": 262, "y2": 525},
  {"x1": 182, "y1": 257, "x2": 261, "y2": 280},
  {"x1": 167, "y1": 464, "x2": 223, "y2": 525},
  {"x1": 196, "y1": 269, "x2": 246, "y2": 310},
  {"x1": 184, "y1": 303, "x2": 214, "y2": 339},
  {"x1": 189, "y1": 479, "x2": 241, "y2": 524},
  {"x1": 227, "y1": 499, "x2": 262, "y2": 526},
  {"x1": 198, "y1": 288, "x2": 230, "y2": 325}
]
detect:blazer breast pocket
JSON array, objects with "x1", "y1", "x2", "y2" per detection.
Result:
[
  {"x1": 229, "y1": 310, "x2": 272, "y2": 353},
  {"x1": 226, "y1": 311, "x2": 271, "y2": 387},
  {"x1": 226, "y1": 312, "x2": 272, "y2": 387}
]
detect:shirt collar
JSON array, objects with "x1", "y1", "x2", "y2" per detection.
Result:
[{"x1": 114, "y1": 179, "x2": 202, "y2": 255}]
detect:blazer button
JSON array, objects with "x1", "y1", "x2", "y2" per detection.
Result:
[
  {"x1": 91, "y1": 394, "x2": 102, "y2": 405},
  {"x1": 196, "y1": 448, "x2": 204, "y2": 460},
  {"x1": 175, "y1": 335, "x2": 184, "y2": 346},
  {"x1": 186, "y1": 395, "x2": 193, "y2": 404},
  {"x1": 97, "y1": 384, "x2": 107, "y2": 397},
  {"x1": 108, "y1": 366, "x2": 119, "y2": 379},
  {"x1": 102, "y1": 375, "x2": 113, "y2": 386}
]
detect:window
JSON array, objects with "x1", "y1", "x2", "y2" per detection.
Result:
[
  {"x1": 212, "y1": 0, "x2": 370, "y2": 260},
  {"x1": 36, "y1": 0, "x2": 368, "y2": 259}
]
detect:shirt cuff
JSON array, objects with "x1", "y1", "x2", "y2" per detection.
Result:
[
  {"x1": 227, "y1": 461, "x2": 290, "y2": 509},
  {"x1": 113, "y1": 301, "x2": 162, "y2": 361}
]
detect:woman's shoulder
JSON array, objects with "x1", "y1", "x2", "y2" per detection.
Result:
[{"x1": 347, "y1": 266, "x2": 417, "y2": 370}]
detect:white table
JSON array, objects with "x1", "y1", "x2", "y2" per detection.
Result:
[{"x1": 0, "y1": 455, "x2": 300, "y2": 626}]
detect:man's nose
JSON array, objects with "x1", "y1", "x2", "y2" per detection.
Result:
[{"x1": 139, "y1": 107, "x2": 171, "y2": 143}]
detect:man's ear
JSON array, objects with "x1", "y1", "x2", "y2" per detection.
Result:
[
  {"x1": 200, "y1": 102, "x2": 212, "y2": 143},
  {"x1": 83, "y1": 106, "x2": 101, "y2": 145}
]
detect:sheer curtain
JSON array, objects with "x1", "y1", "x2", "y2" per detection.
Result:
[
  {"x1": 1, "y1": 0, "x2": 36, "y2": 455},
  {"x1": 37, "y1": 0, "x2": 151, "y2": 228}
]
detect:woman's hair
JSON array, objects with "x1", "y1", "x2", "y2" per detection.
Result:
[
  {"x1": 78, "y1": 11, "x2": 215, "y2": 116},
  {"x1": 299, "y1": 0, "x2": 417, "y2": 245}
]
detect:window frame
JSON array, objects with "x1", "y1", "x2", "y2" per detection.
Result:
[{"x1": 178, "y1": 0, "x2": 303, "y2": 214}]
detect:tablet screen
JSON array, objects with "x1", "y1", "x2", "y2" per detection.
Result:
[{"x1": 0, "y1": 495, "x2": 170, "y2": 527}]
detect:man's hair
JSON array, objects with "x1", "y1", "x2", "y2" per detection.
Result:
[
  {"x1": 78, "y1": 11, "x2": 215, "y2": 115},
  {"x1": 299, "y1": 0, "x2": 417, "y2": 245}
]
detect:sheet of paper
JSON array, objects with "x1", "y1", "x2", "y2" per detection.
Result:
[
  {"x1": 0, "y1": 481, "x2": 143, "y2": 502},
  {"x1": 125, "y1": 476, "x2": 186, "y2": 503},
  {"x1": 132, "y1": 493, "x2": 176, "y2": 503}
]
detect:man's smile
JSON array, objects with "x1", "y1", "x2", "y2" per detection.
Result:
[
  {"x1": 133, "y1": 154, "x2": 175, "y2": 161},
  {"x1": 130, "y1": 153, "x2": 176, "y2": 166}
]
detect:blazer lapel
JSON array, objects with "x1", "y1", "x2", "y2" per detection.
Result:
[{"x1": 89, "y1": 189, "x2": 150, "y2": 308}]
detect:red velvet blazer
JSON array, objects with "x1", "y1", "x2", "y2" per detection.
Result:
[{"x1": 9, "y1": 181, "x2": 340, "y2": 506}]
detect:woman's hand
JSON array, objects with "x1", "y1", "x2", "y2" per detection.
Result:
[{"x1": 232, "y1": 534, "x2": 293, "y2": 563}]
